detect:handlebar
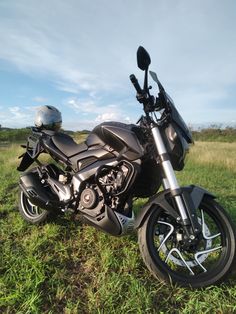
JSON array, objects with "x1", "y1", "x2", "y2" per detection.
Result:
[
  {"x1": 130, "y1": 73, "x2": 168, "y2": 117},
  {"x1": 129, "y1": 74, "x2": 143, "y2": 94}
]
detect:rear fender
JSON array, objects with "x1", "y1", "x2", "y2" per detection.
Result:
[
  {"x1": 17, "y1": 151, "x2": 35, "y2": 171},
  {"x1": 17, "y1": 132, "x2": 43, "y2": 171},
  {"x1": 134, "y1": 185, "x2": 215, "y2": 229}
]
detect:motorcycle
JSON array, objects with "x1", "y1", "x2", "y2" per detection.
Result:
[{"x1": 17, "y1": 46, "x2": 236, "y2": 287}]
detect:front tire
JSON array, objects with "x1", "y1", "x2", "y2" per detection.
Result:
[
  {"x1": 18, "y1": 190, "x2": 50, "y2": 224},
  {"x1": 138, "y1": 196, "x2": 236, "y2": 288}
]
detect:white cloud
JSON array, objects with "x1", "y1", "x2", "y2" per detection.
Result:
[
  {"x1": 32, "y1": 97, "x2": 48, "y2": 103},
  {"x1": 2, "y1": 0, "x2": 234, "y2": 93},
  {"x1": 67, "y1": 98, "x2": 121, "y2": 116},
  {"x1": 9, "y1": 106, "x2": 28, "y2": 119},
  {"x1": 67, "y1": 99, "x2": 98, "y2": 114},
  {"x1": 66, "y1": 97, "x2": 131, "y2": 129},
  {"x1": 0, "y1": 106, "x2": 34, "y2": 128},
  {"x1": 0, "y1": 0, "x2": 236, "y2": 127},
  {"x1": 95, "y1": 112, "x2": 131, "y2": 123},
  {"x1": 0, "y1": 2, "x2": 124, "y2": 95}
]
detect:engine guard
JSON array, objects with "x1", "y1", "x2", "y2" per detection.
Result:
[{"x1": 134, "y1": 185, "x2": 215, "y2": 229}]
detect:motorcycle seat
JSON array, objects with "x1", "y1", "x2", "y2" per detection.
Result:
[{"x1": 51, "y1": 132, "x2": 88, "y2": 157}]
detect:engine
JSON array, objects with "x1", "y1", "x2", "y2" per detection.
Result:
[{"x1": 78, "y1": 160, "x2": 137, "y2": 218}]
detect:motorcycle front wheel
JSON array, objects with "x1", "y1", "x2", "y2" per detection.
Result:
[
  {"x1": 138, "y1": 196, "x2": 236, "y2": 288},
  {"x1": 18, "y1": 190, "x2": 50, "y2": 224}
]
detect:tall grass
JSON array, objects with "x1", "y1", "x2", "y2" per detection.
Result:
[
  {"x1": 0, "y1": 141, "x2": 236, "y2": 313},
  {"x1": 190, "y1": 141, "x2": 236, "y2": 172}
]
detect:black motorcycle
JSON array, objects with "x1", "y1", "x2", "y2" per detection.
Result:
[{"x1": 17, "y1": 47, "x2": 236, "y2": 287}]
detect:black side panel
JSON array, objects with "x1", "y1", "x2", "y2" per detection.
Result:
[
  {"x1": 91, "y1": 122, "x2": 144, "y2": 160},
  {"x1": 133, "y1": 159, "x2": 162, "y2": 197},
  {"x1": 75, "y1": 158, "x2": 117, "y2": 181},
  {"x1": 86, "y1": 133, "x2": 105, "y2": 147},
  {"x1": 42, "y1": 137, "x2": 70, "y2": 164},
  {"x1": 69, "y1": 148, "x2": 115, "y2": 172}
]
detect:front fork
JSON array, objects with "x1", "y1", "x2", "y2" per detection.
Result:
[{"x1": 151, "y1": 126, "x2": 199, "y2": 234}]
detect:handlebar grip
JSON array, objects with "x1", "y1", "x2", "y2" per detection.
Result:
[{"x1": 129, "y1": 74, "x2": 142, "y2": 94}]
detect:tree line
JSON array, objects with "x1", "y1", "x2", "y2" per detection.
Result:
[{"x1": 0, "y1": 127, "x2": 235, "y2": 143}]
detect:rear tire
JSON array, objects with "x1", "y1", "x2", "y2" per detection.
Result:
[
  {"x1": 138, "y1": 196, "x2": 236, "y2": 288},
  {"x1": 18, "y1": 190, "x2": 50, "y2": 224}
]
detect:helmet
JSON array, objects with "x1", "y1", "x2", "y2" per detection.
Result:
[{"x1": 34, "y1": 105, "x2": 62, "y2": 131}]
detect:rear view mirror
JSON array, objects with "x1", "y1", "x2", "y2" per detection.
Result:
[{"x1": 137, "y1": 46, "x2": 151, "y2": 71}]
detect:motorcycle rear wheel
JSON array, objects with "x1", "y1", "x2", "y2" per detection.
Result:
[
  {"x1": 138, "y1": 196, "x2": 236, "y2": 288},
  {"x1": 18, "y1": 190, "x2": 50, "y2": 224}
]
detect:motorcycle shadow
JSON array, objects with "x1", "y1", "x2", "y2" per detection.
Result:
[
  {"x1": 52, "y1": 212, "x2": 83, "y2": 227},
  {"x1": 52, "y1": 213, "x2": 138, "y2": 242}
]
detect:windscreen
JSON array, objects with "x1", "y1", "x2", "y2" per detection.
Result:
[
  {"x1": 149, "y1": 71, "x2": 193, "y2": 143},
  {"x1": 165, "y1": 93, "x2": 193, "y2": 143}
]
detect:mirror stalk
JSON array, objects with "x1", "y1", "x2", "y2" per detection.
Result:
[{"x1": 144, "y1": 69, "x2": 149, "y2": 94}]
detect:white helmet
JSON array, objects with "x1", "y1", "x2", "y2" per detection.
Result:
[{"x1": 35, "y1": 105, "x2": 62, "y2": 131}]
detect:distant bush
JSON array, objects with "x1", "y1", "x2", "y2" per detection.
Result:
[
  {"x1": 0, "y1": 127, "x2": 235, "y2": 143},
  {"x1": 0, "y1": 128, "x2": 90, "y2": 143},
  {"x1": 0, "y1": 128, "x2": 31, "y2": 142},
  {"x1": 192, "y1": 127, "x2": 236, "y2": 142},
  {"x1": 73, "y1": 130, "x2": 89, "y2": 135}
]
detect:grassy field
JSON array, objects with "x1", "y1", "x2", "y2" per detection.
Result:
[{"x1": 0, "y1": 141, "x2": 236, "y2": 313}]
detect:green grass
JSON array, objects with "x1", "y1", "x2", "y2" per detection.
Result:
[{"x1": 0, "y1": 142, "x2": 236, "y2": 313}]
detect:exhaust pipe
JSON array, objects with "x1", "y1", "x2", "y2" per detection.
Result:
[{"x1": 19, "y1": 171, "x2": 60, "y2": 211}]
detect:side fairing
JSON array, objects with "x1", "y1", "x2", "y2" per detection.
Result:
[{"x1": 90, "y1": 122, "x2": 144, "y2": 161}]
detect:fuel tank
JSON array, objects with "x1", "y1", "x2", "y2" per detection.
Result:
[{"x1": 87, "y1": 122, "x2": 144, "y2": 161}]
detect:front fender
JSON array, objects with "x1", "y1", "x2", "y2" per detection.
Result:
[{"x1": 134, "y1": 185, "x2": 215, "y2": 229}]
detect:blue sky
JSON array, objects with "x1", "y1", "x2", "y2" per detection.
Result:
[{"x1": 0, "y1": 0, "x2": 236, "y2": 130}]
